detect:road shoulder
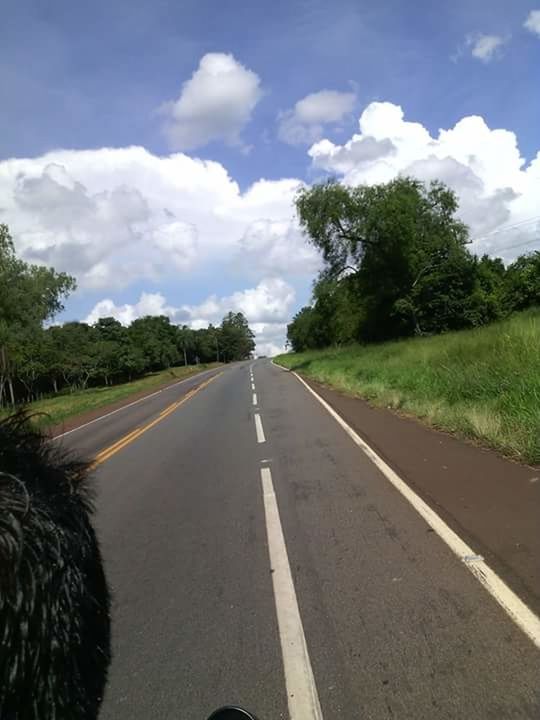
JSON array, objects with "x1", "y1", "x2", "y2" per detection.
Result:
[{"x1": 296, "y1": 373, "x2": 540, "y2": 617}]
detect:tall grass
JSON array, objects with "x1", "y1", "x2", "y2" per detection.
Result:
[{"x1": 275, "y1": 309, "x2": 540, "y2": 465}]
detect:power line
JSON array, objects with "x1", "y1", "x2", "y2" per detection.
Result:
[
  {"x1": 493, "y1": 237, "x2": 540, "y2": 252},
  {"x1": 470, "y1": 214, "x2": 540, "y2": 242},
  {"x1": 492, "y1": 215, "x2": 540, "y2": 233},
  {"x1": 470, "y1": 214, "x2": 540, "y2": 252}
]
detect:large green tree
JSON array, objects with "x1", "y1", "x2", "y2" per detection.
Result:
[
  {"x1": 504, "y1": 251, "x2": 540, "y2": 311},
  {"x1": 193, "y1": 327, "x2": 219, "y2": 364},
  {"x1": 93, "y1": 317, "x2": 134, "y2": 385},
  {"x1": 53, "y1": 322, "x2": 101, "y2": 391},
  {"x1": 296, "y1": 178, "x2": 475, "y2": 339},
  {"x1": 286, "y1": 276, "x2": 363, "y2": 352},
  {"x1": 128, "y1": 316, "x2": 179, "y2": 371},
  {"x1": 219, "y1": 312, "x2": 255, "y2": 361},
  {"x1": 176, "y1": 325, "x2": 196, "y2": 366},
  {"x1": 287, "y1": 307, "x2": 318, "y2": 352},
  {"x1": 0, "y1": 224, "x2": 75, "y2": 405}
]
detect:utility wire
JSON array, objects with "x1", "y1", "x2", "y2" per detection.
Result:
[{"x1": 470, "y1": 214, "x2": 540, "y2": 252}]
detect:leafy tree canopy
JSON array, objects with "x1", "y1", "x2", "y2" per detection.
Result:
[{"x1": 288, "y1": 179, "x2": 539, "y2": 350}]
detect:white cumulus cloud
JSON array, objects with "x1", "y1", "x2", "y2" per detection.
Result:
[
  {"x1": 467, "y1": 34, "x2": 507, "y2": 62},
  {"x1": 251, "y1": 322, "x2": 289, "y2": 356},
  {"x1": 309, "y1": 101, "x2": 540, "y2": 259},
  {"x1": 278, "y1": 89, "x2": 356, "y2": 146},
  {"x1": 235, "y1": 219, "x2": 321, "y2": 277},
  {"x1": 0, "y1": 147, "x2": 315, "y2": 290},
  {"x1": 84, "y1": 278, "x2": 295, "y2": 355},
  {"x1": 85, "y1": 292, "x2": 177, "y2": 326},
  {"x1": 524, "y1": 10, "x2": 540, "y2": 36},
  {"x1": 179, "y1": 277, "x2": 296, "y2": 327},
  {"x1": 152, "y1": 221, "x2": 198, "y2": 271},
  {"x1": 162, "y1": 53, "x2": 262, "y2": 150},
  {"x1": 4, "y1": 98, "x2": 540, "y2": 355}
]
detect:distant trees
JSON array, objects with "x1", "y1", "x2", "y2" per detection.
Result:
[
  {"x1": 288, "y1": 179, "x2": 540, "y2": 352},
  {"x1": 219, "y1": 312, "x2": 256, "y2": 362},
  {"x1": 129, "y1": 316, "x2": 178, "y2": 372},
  {"x1": 1, "y1": 311, "x2": 255, "y2": 406},
  {"x1": 0, "y1": 223, "x2": 256, "y2": 407}
]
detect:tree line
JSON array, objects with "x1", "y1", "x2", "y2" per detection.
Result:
[
  {"x1": 0, "y1": 224, "x2": 255, "y2": 406},
  {"x1": 287, "y1": 178, "x2": 540, "y2": 352}
]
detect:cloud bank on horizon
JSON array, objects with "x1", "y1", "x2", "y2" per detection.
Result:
[{"x1": 1, "y1": 30, "x2": 539, "y2": 355}]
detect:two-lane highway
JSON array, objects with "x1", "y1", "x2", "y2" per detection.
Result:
[{"x1": 63, "y1": 360, "x2": 540, "y2": 719}]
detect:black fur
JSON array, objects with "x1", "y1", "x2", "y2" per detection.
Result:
[{"x1": 0, "y1": 412, "x2": 111, "y2": 719}]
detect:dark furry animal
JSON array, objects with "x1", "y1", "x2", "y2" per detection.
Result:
[{"x1": 0, "y1": 412, "x2": 111, "y2": 719}]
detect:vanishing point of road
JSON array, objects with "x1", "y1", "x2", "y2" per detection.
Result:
[{"x1": 57, "y1": 361, "x2": 540, "y2": 719}]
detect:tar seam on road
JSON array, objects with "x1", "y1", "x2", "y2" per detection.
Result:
[
  {"x1": 254, "y1": 413, "x2": 266, "y2": 443},
  {"x1": 261, "y1": 466, "x2": 324, "y2": 720},
  {"x1": 288, "y1": 369, "x2": 540, "y2": 650},
  {"x1": 91, "y1": 373, "x2": 222, "y2": 468},
  {"x1": 53, "y1": 367, "x2": 218, "y2": 440}
]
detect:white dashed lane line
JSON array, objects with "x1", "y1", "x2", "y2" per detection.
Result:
[
  {"x1": 261, "y1": 466, "x2": 324, "y2": 720},
  {"x1": 254, "y1": 413, "x2": 266, "y2": 444}
]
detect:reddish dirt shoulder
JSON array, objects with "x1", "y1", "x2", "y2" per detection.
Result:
[{"x1": 302, "y1": 375, "x2": 540, "y2": 617}]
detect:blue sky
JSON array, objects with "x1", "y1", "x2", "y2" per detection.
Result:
[{"x1": 1, "y1": 0, "x2": 539, "y2": 352}]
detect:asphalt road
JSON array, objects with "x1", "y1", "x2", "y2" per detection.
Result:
[{"x1": 59, "y1": 360, "x2": 540, "y2": 720}]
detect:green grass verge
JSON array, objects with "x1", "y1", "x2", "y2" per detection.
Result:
[
  {"x1": 2, "y1": 364, "x2": 221, "y2": 430},
  {"x1": 275, "y1": 309, "x2": 540, "y2": 465}
]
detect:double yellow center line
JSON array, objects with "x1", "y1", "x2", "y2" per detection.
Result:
[{"x1": 92, "y1": 372, "x2": 222, "y2": 468}]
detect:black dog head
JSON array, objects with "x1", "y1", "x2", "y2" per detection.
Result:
[{"x1": 0, "y1": 411, "x2": 111, "y2": 720}]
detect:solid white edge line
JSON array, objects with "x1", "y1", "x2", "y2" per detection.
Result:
[
  {"x1": 291, "y1": 371, "x2": 540, "y2": 650},
  {"x1": 261, "y1": 467, "x2": 324, "y2": 720},
  {"x1": 271, "y1": 359, "x2": 289, "y2": 372},
  {"x1": 53, "y1": 368, "x2": 217, "y2": 440},
  {"x1": 254, "y1": 413, "x2": 266, "y2": 443},
  {"x1": 253, "y1": 393, "x2": 258, "y2": 406}
]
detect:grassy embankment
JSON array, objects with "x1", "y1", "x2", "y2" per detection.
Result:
[
  {"x1": 2, "y1": 363, "x2": 221, "y2": 430},
  {"x1": 275, "y1": 309, "x2": 540, "y2": 465}
]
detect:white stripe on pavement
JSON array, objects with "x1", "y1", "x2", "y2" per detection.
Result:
[
  {"x1": 253, "y1": 393, "x2": 258, "y2": 406},
  {"x1": 293, "y1": 371, "x2": 540, "y2": 650},
  {"x1": 254, "y1": 413, "x2": 266, "y2": 443},
  {"x1": 261, "y1": 466, "x2": 324, "y2": 720},
  {"x1": 53, "y1": 369, "x2": 218, "y2": 440}
]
